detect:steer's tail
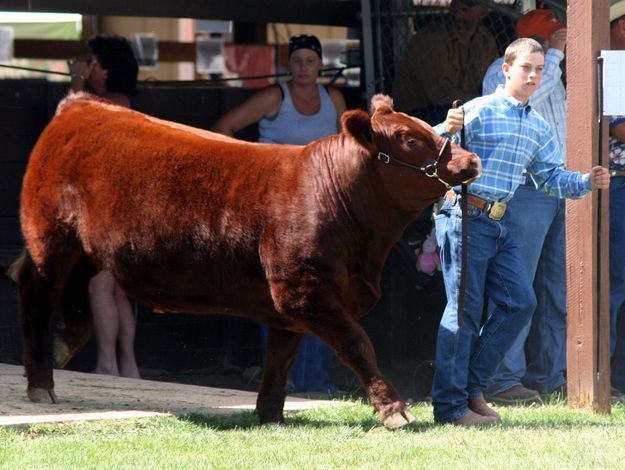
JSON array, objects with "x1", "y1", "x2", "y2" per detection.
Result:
[
  {"x1": 6, "y1": 249, "x2": 27, "y2": 282},
  {"x1": 54, "y1": 256, "x2": 96, "y2": 368}
]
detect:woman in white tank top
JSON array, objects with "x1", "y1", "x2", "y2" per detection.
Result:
[{"x1": 213, "y1": 34, "x2": 346, "y2": 143}]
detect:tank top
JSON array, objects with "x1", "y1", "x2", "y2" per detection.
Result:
[{"x1": 258, "y1": 82, "x2": 338, "y2": 145}]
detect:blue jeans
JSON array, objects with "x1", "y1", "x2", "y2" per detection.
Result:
[
  {"x1": 610, "y1": 177, "x2": 625, "y2": 390},
  {"x1": 485, "y1": 183, "x2": 567, "y2": 395},
  {"x1": 432, "y1": 197, "x2": 536, "y2": 423}
]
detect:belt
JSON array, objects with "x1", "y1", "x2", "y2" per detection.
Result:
[
  {"x1": 611, "y1": 170, "x2": 625, "y2": 177},
  {"x1": 445, "y1": 191, "x2": 507, "y2": 220}
]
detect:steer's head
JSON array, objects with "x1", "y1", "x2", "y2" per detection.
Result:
[{"x1": 341, "y1": 94, "x2": 481, "y2": 211}]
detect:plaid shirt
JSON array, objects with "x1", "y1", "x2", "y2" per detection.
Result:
[
  {"x1": 610, "y1": 116, "x2": 625, "y2": 172},
  {"x1": 434, "y1": 86, "x2": 590, "y2": 203},
  {"x1": 482, "y1": 49, "x2": 567, "y2": 163}
]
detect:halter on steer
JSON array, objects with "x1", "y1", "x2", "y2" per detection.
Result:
[{"x1": 376, "y1": 138, "x2": 454, "y2": 189}]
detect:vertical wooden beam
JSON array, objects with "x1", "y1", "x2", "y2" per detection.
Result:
[{"x1": 566, "y1": 0, "x2": 611, "y2": 413}]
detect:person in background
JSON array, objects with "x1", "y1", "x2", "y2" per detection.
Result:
[
  {"x1": 432, "y1": 37, "x2": 610, "y2": 426},
  {"x1": 392, "y1": 0, "x2": 498, "y2": 124},
  {"x1": 67, "y1": 35, "x2": 141, "y2": 378},
  {"x1": 213, "y1": 34, "x2": 346, "y2": 394},
  {"x1": 69, "y1": 35, "x2": 138, "y2": 109},
  {"x1": 481, "y1": 8, "x2": 568, "y2": 406},
  {"x1": 607, "y1": 0, "x2": 625, "y2": 399}
]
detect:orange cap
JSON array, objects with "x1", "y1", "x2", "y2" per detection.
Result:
[{"x1": 516, "y1": 9, "x2": 562, "y2": 40}]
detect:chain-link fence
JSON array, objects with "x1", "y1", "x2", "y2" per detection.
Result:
[{"x1": 370, "y1": 0, "x2": 566, "y2": 125}]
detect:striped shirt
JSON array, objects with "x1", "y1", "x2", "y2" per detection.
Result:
[
  {"x1": 434, "y1": 86, "x2": 590, "y2": 203},
  {"x1": 482, "y1": 48, "x2": 567, "y2": 162}
]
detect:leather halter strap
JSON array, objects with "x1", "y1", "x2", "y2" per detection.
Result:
[{"x1": 376, "y1": 138, "x2": 453, "y2": 189}]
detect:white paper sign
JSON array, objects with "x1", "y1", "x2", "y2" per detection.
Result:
[{"x1": 601, "y1": 50, "x2": 625, "y2": 116}]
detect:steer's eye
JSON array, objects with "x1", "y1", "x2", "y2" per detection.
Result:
[{"x1": 407, "y1": 138, "x2": 416, "y2": 146}]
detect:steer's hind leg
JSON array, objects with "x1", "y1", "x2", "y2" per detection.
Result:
[
  {"x1": 15, "y1": 246, "x2": 81, "y2": 403},
  {"x1": 256, "y1": 327, "x2": 303, "y2": 424},
  {"x1": 311, "y1": 319, "x2": 416, "y2": 429}
]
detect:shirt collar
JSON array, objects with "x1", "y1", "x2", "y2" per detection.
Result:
[{"x1": 495, "y1": 85, "x2": 532, "y2": 113}]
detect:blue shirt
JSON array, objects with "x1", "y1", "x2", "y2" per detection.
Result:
[
  {"x1": 434, "y1": 86, "x2": 590, "y2": 202},
  {"x1": 610, "y1": 116, "x2": 625, "y2": 172},
  {"x1": 482, "y1": 49, "x2": 567, "y2": 163}
]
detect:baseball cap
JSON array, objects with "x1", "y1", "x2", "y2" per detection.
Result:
[
  {"x1": 516, "y1": 9, "x2": 562, "y2": 40},
  {"x1": 612, "y1": 0, "x2": 625, "y2": 22}
]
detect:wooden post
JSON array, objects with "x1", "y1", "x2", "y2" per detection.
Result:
[{"x1": 566, "y1": 0, "x2": 611, "y2": 413}]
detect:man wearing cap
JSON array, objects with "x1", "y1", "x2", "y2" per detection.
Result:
[
  {"x1": 480, "y1": 8, "x2": 568, "y2": 405},
  {"x1": 608, "y1": 0, "x2": 625, "y2": 399},
  {"x1": 392, "y1": 0, "x2": 498, "y2": 124}
]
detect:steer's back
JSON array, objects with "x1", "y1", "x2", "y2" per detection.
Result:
[{"x1": 20, "y1": 95, "x2": 312, "y2": 315}]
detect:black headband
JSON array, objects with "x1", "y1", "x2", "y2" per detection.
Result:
[{"x1": 288, "y1": 34, "x2": 322, "y2": 59}]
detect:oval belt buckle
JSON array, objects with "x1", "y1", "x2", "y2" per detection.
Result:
[{"x1": 488, "y1": 201, "x2": 506, "y2": 220}]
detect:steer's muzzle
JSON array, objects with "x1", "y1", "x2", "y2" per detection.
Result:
[{"x1": 444, "y1": 143, "x2": 482, "y2": 186}]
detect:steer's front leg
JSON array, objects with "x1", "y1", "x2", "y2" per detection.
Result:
[
  {"x1": 312, "y1": 318, "x2": 416, "y2": 429},
  {"x1": 256, "y1": 327, "x2": 304, "y2": 424}
]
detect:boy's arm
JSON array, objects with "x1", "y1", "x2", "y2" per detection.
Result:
[{"x1": 529, "y1": 132, "x2": 609, "y2": 196}]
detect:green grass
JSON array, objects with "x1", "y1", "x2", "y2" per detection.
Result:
[{"x1": 3, "y1": 399, "x2": 625, "y2": 469}]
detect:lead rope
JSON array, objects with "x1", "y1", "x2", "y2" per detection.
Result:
[
  {"x1": 596, "y1": 56, "x2": 604, "y2": 381},
  {"x1": 452, "y1": 99, "x2": 467, "y2": 328}
]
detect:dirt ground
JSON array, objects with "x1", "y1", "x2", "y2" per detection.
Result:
[{"x1": 0, "y1": 363, "x2": 350, "y2": 427}]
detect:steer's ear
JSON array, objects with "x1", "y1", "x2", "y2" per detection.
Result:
[
  {"x1": 370, "y1": 94, "x2": 394, "y2": 115},
  {"x1": 342, "y1": 109, "x2": 373, "y2": 146}
]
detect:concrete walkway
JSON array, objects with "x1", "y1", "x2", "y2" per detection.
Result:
[{"x1": 0, "y1": 363, "x2": 349, "y2": 427}]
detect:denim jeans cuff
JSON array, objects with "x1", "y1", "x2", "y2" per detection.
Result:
[{"x1": 434, "y1": 406, "x2": 470, "y2": 424}]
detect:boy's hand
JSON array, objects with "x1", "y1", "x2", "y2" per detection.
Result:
[
  {"x1": 444, "y1": 107, "x2": 464, "y2": 134},
  {"x1": 590, "y1": 166, "x2": 610, "y2": 190}
]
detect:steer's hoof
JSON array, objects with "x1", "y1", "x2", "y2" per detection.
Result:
[
  {"x1": 53, "y1": 337, "x2": 73, "y2": 368},
  {"x1": 382, "y1": 409, "x2": 416, "y2": 429},
  {"x1": 27, "y1": 387, "x2": 58, "y2": 404}
]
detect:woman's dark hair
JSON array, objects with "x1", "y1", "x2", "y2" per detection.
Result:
[{"x1": 88, "y1": 35, "x2": 139, "y2": 96}]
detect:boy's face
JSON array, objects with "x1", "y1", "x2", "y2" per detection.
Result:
[{"x1": 502, "y1": 51, "x2": 544, "y2": 104}]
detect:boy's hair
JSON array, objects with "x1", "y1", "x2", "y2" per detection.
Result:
[{"x1": 503, "y1": 37, "x2": 544, "y2": 65}]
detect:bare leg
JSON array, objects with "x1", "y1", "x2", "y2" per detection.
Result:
[
  {"x1": 89, "y1": 271, "x2": 120, "y2": 376},
  {"x1": 113, "y1": 281, "x2": 141, "y2": 379}
]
